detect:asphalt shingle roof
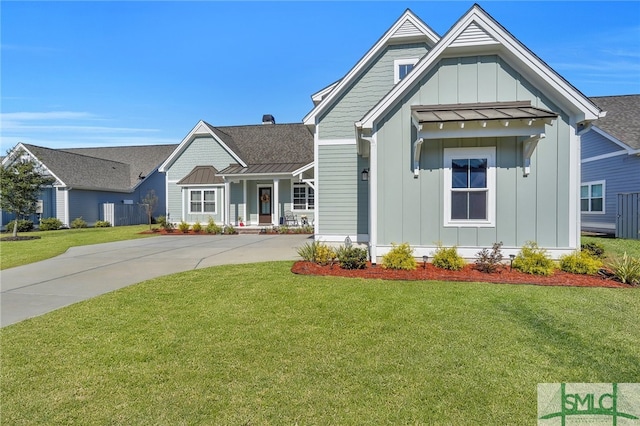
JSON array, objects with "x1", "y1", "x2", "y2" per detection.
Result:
[{"x1": 590, "y1": 95, "x2": 640, "y2": 150}]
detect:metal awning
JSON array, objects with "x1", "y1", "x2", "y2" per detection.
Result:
[
  {"x1": 411, "y1": 101, "x2": 557, "y2": 126},
  {"x1": 177, "y1": 166, "x2": 224, "y2": 185}
]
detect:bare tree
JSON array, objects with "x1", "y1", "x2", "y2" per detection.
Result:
[{"x1": 141, "y1": 189, "x2": 159, "y2": 230}]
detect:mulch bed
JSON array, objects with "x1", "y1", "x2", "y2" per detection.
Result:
[{"x1": 291, "y1": 261, "x2": 633, "y2": 288}]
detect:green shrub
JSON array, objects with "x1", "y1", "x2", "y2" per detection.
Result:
[
  {"x1": 6, "y1": 219, "x2": 34, "y2": 233},
  {"x1": 432, "y1": 244, "x2": 465, "y2": 271},
  {"x1": 205, "y1": 217, "x2": 221, "y2": 234},
  {"x1": 559, "y1": 251, "x2": 602, "y2": 275},
  {"x1": 336, "y1": 245, "x2": 368, "y2": 270},
  {"x1": 192, "y1": 221, "x2": 202, "y2": 233},
  {"x1": 512, "y1": 241, "x2": 555, "y2": 276},
  {"x1": 297, "y1": 241, "x2": 319, "y2": 262},
  {"x1": 223, "y1": 224, "x2": 237, "y2": 235},
  {"x1": 608, "y1": 253, "x2": 640, "y2": 285},
  {"x1": 38, "y1": 217, "x2": 62, "y2": 231},
  {"x1": 475, "y1": 242, "x2": 504, "y2": 273},
  {"x1": 71, "y1": 217, "x2": 87, "y2": 229},
  {"x1": 315, "y1": 244, "x2": 336, "y2": 266},
  {"x1": 178, "y1": 221, "x2": 190, "y2": 233},
  {"x1": 382, "y1": 243, "x2": 417, "y2": 270},
  {"x1": 157, "y1": 216, "x2": 175, "y2": 232},
  {"x1": 581, "y1": 241, "x2": 605, "y2": 259},
  {"x1": 94, "y1": 220, "x2": 111, "y2": 228}
]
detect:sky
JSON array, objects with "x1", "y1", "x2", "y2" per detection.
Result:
[{"x1": 1, "y1": 1, "x2": 639, "y2": 151}]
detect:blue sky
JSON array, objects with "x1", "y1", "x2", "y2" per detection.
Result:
[{"x1": 1, "y1": 1, "x2": 639, "y2": 151}]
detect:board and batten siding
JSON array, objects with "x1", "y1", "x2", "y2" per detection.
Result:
[
  {"x1": 164, "y1": 136, "x2": 236, "y2": 222},
  {"x1": 318, "y1": 43, "x2": 429, "y2": 140},
  {"x1": 317, "y1": 144, "x2": 369, "y2": 237},
  {"x1": 375, "y1": 55, "x2": 573, "y2": 251}
]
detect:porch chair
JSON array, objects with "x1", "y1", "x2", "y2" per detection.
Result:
[{"x1": 284, "y1": 210, "x2": 299, "y2": 226}]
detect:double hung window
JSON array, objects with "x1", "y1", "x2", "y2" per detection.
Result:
[
  {"x1": 581, "y1": 181, "x2": 604, "y2": 213},
  {"x1": 189, "y1": 189, "x2": 216, "y2": 214},
  {"x1": 293, "y1": 183, "x2": 314, "y2": 210}
]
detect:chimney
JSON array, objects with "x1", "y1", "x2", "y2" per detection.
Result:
[{"x1": 262, "y1": 114, "x2": 275, "y2": 125}]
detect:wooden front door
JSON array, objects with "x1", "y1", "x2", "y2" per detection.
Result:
[{"x1": 258, "y1": 187, "x2": 272, "y2": 224}]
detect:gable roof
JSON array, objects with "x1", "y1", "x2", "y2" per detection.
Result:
[
  {"x1": 358, "y1": 4, "x2": 603, "y2": 131},
  {"x1": 11, "y1": 143, "x2": 175, "y2": 192},
  {"x1": 589, "y1": 95, "x2": 640, "y2": 151},
  {"x1": 303, "y1": 9, "x2": 440, "y2": 126},
  {"x1": 160, "y1": 120, "x2": 314, "y2": 175}
]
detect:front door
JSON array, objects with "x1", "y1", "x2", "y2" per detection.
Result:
[{"x1": 258, "y1": 187, "x2": 272, "y2": 224}]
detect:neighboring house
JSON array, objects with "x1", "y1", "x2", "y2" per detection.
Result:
[
  {"x1": 581, "y1": 95, "x2": 640, "y2": 236},
  {"x1": 1, "y1": 143, "x2": 176, "y2": 228},
  {"x1": 304, "y1": 5, "x2": 603, "y2": 260},
  {"x1": 158, "y1": 117, "x2": 314, "y2": 226}
]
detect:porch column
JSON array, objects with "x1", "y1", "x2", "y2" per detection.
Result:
[
  {"x1": 243, "y1": 180, "x2": 247, "y2": 225},
  {"x1": 273, "y1": 178, "x2": 280, "y2": 225},
  {"x1": 224, "y1": 181, "x2": 231, "y2": 224}
]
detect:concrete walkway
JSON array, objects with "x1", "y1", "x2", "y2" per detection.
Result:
[{"x1": 1, "y1": 234, "x2": 311, "y2": 327}]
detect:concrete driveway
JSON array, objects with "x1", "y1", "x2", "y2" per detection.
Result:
[{"x1": 1, "y1": 234, "x2": 311, "y2": 327}]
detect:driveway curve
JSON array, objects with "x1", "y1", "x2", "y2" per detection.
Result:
[{"x1": 1, "y1": 234, "x2": 311, "y2": 327}]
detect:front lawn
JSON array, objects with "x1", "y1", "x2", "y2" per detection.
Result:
[
  {"x1": 2, "y1": 261, "x2": 638, "y2": 424},
  {"x1": 0, "y1": 225, "x2": 155, "y2": 270}
]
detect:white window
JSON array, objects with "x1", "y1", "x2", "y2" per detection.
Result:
[
  {"x1": 443, "y1": 147, "x2": 496, "y2": 227},
  {"x1": 292, "y1": 183, "x2": 314, "y2": 210},
  {"x1": 581, "y1": 181, "x2": 605, "y2": 213},
  {"x1": 394, "y1": 58, "x2": 419, "y2": 83},
  {"x1": 189, "y1": 189, "x2": 216, "y2": 214}
]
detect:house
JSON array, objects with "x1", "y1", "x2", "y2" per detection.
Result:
[
  {"x1": 1, "y1": 143, "x2": 176, "y2": 228},
  {"x1": 304, "y1": 4, "x2": 603, "y2": 260},
  {"x1": 158, "y1": 118, "x2": 314, "y2": 226},
  {"x1": 581, "y1": 95, "x2": 640, "y2": 238}
]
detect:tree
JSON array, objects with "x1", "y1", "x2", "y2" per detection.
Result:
[
  {"x1": 0, "y1": 153, "x2": 54, "y2": 237},
  {"x1": 141, "y1": 189, "x2": 158, "y2": 230}
]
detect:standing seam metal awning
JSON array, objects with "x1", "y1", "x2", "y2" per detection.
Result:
[{"x1": 411, "y1": 101, "x2": 558, "y2": 125}]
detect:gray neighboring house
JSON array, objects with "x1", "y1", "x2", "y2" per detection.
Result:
[
  {"x1": 1, "y1": 143, "x2": 177, "y2": 228},
  {"x1": 581, "y1": 94, "x2": 640, "y2": 236},
  {"x1": 159, "y1": 118, "x2": 314, "y2": 226}
]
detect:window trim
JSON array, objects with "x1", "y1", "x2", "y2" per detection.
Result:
[
  {"x1": 443, "y1": 147, "x2": 496, "y2": 227},
  {"x1": 292, "y1": 182, "x2": 314, "y2": 211},
  {"x1": 394, "y1": 58, "x2": 419, "y2": 84},
  {"x1": 188, "y1": 188, "x2": 217, "y2": 214},
  {"x1": 580, "y1": 180, "x2": 605, "y2": 214}
]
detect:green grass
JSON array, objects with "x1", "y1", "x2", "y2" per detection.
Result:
[
  {"x1": 2, "y1": 262, "x2": 638, "y2": 424},
  {"x1": 582, "y1": 235, "x2": 640, "y2": 259},
  {"x1": 0, "y1": 225, "x2": 155, "y2": 270}
]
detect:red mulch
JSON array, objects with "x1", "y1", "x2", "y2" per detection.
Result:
[{"x1": 291, "y1": 261, "x2": 633, "y2": 289}]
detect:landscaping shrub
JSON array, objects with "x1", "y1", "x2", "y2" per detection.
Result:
[
  {"x1": 432, "y1": 244, "x2": 465, "y2": 271},
  {"x1": 94, "y1": 220, "x2": 111, "y2": 228},
  {"x1": 192, "y1": 221, "x2": 202, "y2": 233},
  {"x1": 512, "y1": 241, "x2": 555, "y2": 276},
  {"x1": 608, "y1": 253, "x2": 640, "y2": 285},
  {"x1": 157, "y1": 216, "x2": 175, "y2": 232},
  {"x1": 581, "y1": 241, "x2": 605, "y2": 259},
  {"x1": 382, "y1": 243, "x2": 417, "y2": 270},
  {"x1": 336, "y1": 245, "x2": 368, "y2": 270},
  {"x1": 223, "y1": 224, "x2": 237, "y2": 235},
  {"x1": 475, "y1": 242, "x2": 504, "y2": 273},
  {"x1": 71, "y1": 217, "x2": 87, "y2": 229},
  {"x1": 6, "y1": 219, "x2": 34, "y2": 233},
  {"x1": 559, "y1": 251, "x2": 602, "y2": 275},
  {"x1": 314, "y1": 243, "x2": 336, "y2": 266},
  {"x1": 297, "y1": 241, "x2": 319, "y2": 262},
  {"x1": 205, "y1": 217, "x2": 221, "y2": 234},
  {"x1": 38, "y1": 217, "x2": 63, "y2": 231},
  {"x1": 178, "y1": 221, "x2": 190, "y2": 233}
]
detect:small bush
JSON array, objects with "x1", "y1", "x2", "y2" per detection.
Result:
[
  {"x1": 432, "y1": 244, "x2": 465, "y2": 271},
  {"x1": 205, "y1": 217, "x2": 221, "y2": 234},
  {"x1": 475, "y1": 242, "x2": 504, "y2": 273},
  {"x1": 315, "y1": 244, "x2": 336, "y2": 266},
  {"x1": 559, "y1": 251, "x2": 602, "y2": 275},
  {"x1": 178, "y1": 221, "x2": 190, "y2": 233},
  {"x1": 157, "y1": 216, "x2": 175, "y2": 232},
  {"x1": 223, "y1": 224, "x2": 237, "y2": 235},
  {"x1": 581, "y1": 241, "x2": 605, "y2": 259},
  {"x1": 512, "y1": 241, "x2": 555, "y2": 276},
  {"x1": 336, "y1": 245, "x2": 368, "y2": 270},
  {"x1": 94, "y1": 220, "x2": 111, "y2": 228},
  {"x1": 71, "y1": 217, "x2": 87, "y2": 229},
  {"x1": 38, "y1": 217, "x2": 62, "y2": 231},
  {"x1": 297, "y1": 241, "x2": 319, "y2": 262},
  {"x1": 382, "y1": 243, "x2": 417, "y2": 270},
  {"x1": 608, "y1": 253, "x2": 640, "y2": 285},
  {"x1": 6, "y1": 219, "x2": 34, "y2": 233},
  {"x1": 192, "y1": 221, "x2": 202, "y2": 233}
]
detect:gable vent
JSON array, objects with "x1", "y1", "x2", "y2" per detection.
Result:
[
  {"x1": 392, "y1": 20, "x2": 422, "y2": 38},
  {"x1": 262, "y1": 114, "x2": 276, "y2": 124},
  {"x1": 450, "y1": 22, "x2": 498, "y2": 47}
]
